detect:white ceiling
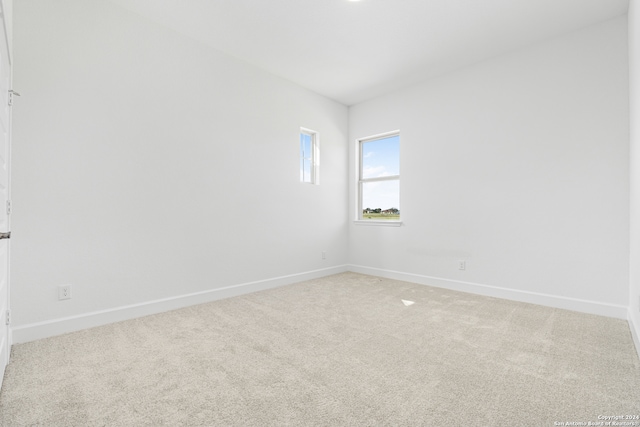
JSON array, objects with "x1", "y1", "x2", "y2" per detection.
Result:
[{"x1": 109, "y1": 0, "x2": 629, "y2": 106}]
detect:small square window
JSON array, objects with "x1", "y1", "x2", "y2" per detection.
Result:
[{"x1": 300, "y1": 128, "x2": 318, "y2": 184}]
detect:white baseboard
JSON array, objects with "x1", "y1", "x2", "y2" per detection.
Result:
[
  {"x1": 11, "y1": 265, "x2": 348, "y2": 344},
  {"x1": 347, "y1": 264, "x2": 628, "y2": 319},
  {"x1": 629, "y1": 311, "x2": 640, "y2": 361},
  {"x1": 10, "y1": 264, "x2": 633, "y2": 346}
]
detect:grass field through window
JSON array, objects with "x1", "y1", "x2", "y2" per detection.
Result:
[{"x1": 362, "y1": 213, "x2": 400, "y2": 220}]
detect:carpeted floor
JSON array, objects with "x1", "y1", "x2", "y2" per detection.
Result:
[{"x1": 1, "y1": 272, "x2": 639, "y2": 426}]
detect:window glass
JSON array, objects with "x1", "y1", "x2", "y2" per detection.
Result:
[
  {"x1": 358, "y1": 132, "x2": 400, "y2": 221},
  {"x1": 300, "y1": 132, "x2": 313, "y2": 182},
  {"x1": 300, "y1": 129, "x2": 318, "y2": 184},
  {"x1": 361, "y1": 135, "x2": 400, "y2": 178},
  {"x1": 361, "y1": 180, "x2": 400, "y2": 220}
]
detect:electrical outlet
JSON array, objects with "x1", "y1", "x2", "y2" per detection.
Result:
[
  {"x1": 322, "y1": 251, "x2": 326, "y2": 260},
  {"x1": 458, "y1": 260, "x2": 466, "y2": 271},
  {"x1": 58, "y1": 285, "x2": 72, "y2": 300}
]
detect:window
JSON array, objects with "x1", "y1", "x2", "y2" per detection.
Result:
[
  {"x1": 300, "y1": 128, "x2": 318, "y2": 184},
  {"x1": 357, "y1": 131, "x2": 400, "y2": 222}
]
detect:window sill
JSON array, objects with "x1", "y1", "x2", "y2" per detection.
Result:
[{"x1": 353, "y1": 220, "x2": 403, "y2": 227}]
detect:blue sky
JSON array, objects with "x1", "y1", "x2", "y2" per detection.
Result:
[{"x1": 300, "y1": 132, "x2": 313, "y2": 182}]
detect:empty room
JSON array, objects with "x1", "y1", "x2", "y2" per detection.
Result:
[{"x1": 1, "y1": 0, "x2": 640, "y2": 425}]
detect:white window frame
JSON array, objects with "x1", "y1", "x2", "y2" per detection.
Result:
[
  {"x1": 300, "y1": 127, "x2": 319, "y2": 185},
  {"x1": 356, "y1": 130, "x2": 401, "y2": 226}
]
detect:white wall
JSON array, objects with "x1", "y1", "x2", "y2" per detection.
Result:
[
  {"x1": 629, "y1": 0, "x2": 640, "y2": 353},
  {"x1": 11, "y1": 0, "x2": 348, "y2": 340},
  {"x1": 349, "y1": 17, "x2": 630, "y2": 318},
  {"x1": 10, "y1": 1, "x2": 634, "y2": 345}
]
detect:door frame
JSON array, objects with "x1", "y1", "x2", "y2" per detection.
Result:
[{"x1": 0, "y1": 0, "x2": 13, "y2": 391}]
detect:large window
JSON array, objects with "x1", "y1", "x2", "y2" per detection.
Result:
[
  {"x1": 357, "y1": 131, "x2": 400, "y2": 222},
  {"x1": 300, "y1": 128, "x2": 318, "y2": 184}
]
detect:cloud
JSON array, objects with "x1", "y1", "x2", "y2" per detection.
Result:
[{"x1": 362, "y1": 165, "x2": 392, "y2": 179}]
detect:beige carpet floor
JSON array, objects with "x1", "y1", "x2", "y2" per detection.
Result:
[{"x1": 1, "y1": 272, "x2": 639, "y2": 426}]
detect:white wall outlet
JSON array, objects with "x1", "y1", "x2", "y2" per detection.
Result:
[
  {"x1": 58, "y1": 285, "x2": 72, "y2": 300},
  {"x1": 322, "y1": 251, "x2": 326, "y2": 260},
  {"x1": 458, "y1": 260, "x2": 466, "y2": 271}
]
